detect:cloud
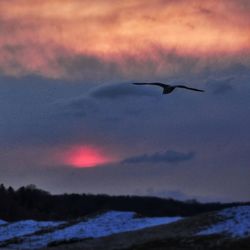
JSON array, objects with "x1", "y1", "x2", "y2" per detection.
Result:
[
  {"x1": 89, "y1": 83, "x2": 155, "y2": 99},
  {"x1": 0, "y1": 0, "x2": 249, "y2": 79},
  {"x1": 122, "y1": 150, "x2": 195, "y2": 164},
  {"x1": 54, "y1": 96, "x2": 98, "y2": 118},
  {"x1": 53, "y1": 82, "x2": 157, "y2": 122},
  {"x1": 206, "y1": 77, "x2": 235, "y2": 94},
  {"x1": 212, "y1": 83, "x2": 233, "y2": 95}
]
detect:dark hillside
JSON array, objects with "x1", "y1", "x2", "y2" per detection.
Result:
[{"x1": 0, "y1": 184, "x2": 249, "y2": 221}]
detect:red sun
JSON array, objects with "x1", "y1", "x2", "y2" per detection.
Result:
[{"x1": 64, "y1": 146, "x2": 111, "y2": 168}]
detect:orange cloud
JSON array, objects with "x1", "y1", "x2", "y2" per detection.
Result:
[{"x1": 0, "y1": 0, "x2": 249, "y2": 79}]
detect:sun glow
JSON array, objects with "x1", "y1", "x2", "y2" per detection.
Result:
[{"x1": 64, "y1": 146, "x2": 111, "y2": 168}]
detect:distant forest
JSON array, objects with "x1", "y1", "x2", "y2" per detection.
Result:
[{"x1": 0, "y1": 184, "x2": 249, "y2": 221}]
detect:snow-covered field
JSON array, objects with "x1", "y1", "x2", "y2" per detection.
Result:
[
  {"x1": 197, "y1": 205, "x2": 250, "y2": 237},
  {"x1": 0, "y1": 211, "x2": 181, "y2": 249},
  {"x1": 2, "y1": 206, "x2": 249, "y2": 249},
  {"x1": 0, "y1": 219, "x2": 7, "y2": 225},
  {"x1": 0, "y1": 220, "x2": 64, "y2": 242}
]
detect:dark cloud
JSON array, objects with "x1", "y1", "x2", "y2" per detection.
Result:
[
  {"x1": 54, "y1": 96, "x2": 98, "y2": 118},
  {"x1": 122, "y1": 150, "x2": 195, "y2": 164},
  {"x1": 89, "y1": 83, "x2": 155, "y2": 99},
  {"x1": 205, "y1": 76, "x2": 235, "y2": 95},
  {"x1": 212, "y1": 83, "x2": 233, "y2": 95},
  {"x1": 221, "y1": 63, "x2": 250, "y2": 78}
]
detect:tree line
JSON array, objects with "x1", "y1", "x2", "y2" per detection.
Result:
[{"x1": 0, "y1": 184, "x2": 248, "y2": 221}]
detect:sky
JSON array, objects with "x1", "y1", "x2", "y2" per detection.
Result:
[{"x1": 0, "y1": 0, "x2": 250, "y2": 202}]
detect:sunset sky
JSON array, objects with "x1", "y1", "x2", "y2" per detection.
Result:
[{"x1": 0, "y1": 0, "x2": 250, "y2": 202}]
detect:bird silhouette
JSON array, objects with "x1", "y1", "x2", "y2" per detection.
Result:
[{"x1": 132, "y1": 82, "x2": 204, "y2": 94}]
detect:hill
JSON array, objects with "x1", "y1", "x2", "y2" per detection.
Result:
[{"x1": 0, "y1": 184, "x2": 249, "y2": 221}]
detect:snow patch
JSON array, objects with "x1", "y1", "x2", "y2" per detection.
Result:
[
  {"x1": 8, "y1": 211, "x2": 182, "y2": 249},
  {"x1": 0, "y1": 220, "x2": 7, "y2": 226},
  {"x1": 197, "y1": 206, "x2": 250, "y2": 238},
  {"x1": 0, "y1": 220, "x2": 63, "y2": 242}
]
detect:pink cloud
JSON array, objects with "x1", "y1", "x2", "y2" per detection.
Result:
[{"x1": 0, "y1": 0, "x2": 249, "y2": 79}]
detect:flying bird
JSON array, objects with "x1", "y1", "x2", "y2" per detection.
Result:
[{"x1": 132, "y1": 82, "x2": 204, "y2": 94}]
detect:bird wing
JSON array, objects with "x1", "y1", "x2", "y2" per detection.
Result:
[
  {"x1": 132, "y1": 82, "x2": 167, "y2": 89},
  {"x1": 175, "y1": 85, "x2": 205, "y2": 92}
]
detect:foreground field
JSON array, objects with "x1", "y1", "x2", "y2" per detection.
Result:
[
  {"x1": 46, "y1": 206, "x2": 250, "y2": 250},
  {"x1": 0, "y1": 206, "x2": 250, "y2": 249},
  {"x1": 0, "y1": 212, "x2": 181, "y2": 249}
]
